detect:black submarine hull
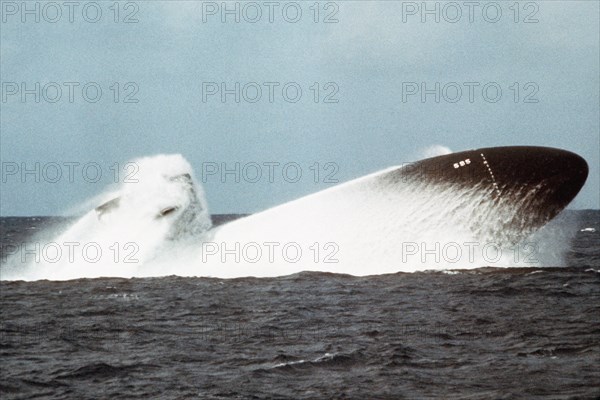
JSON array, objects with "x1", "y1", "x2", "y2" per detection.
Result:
[{"x1": 384, "y1": 146, "x2": 589, "y2": 242}]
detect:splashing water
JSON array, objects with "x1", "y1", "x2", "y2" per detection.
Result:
[
  {"x1": 2, "y1": 154, "x2": 574, "y2": 281},
  {"x1": 2, "y1": 155, "x2": 211, "y2": 280},
  {"x1": 420, "y1": 145, "x2": 453, "y2": 159}
]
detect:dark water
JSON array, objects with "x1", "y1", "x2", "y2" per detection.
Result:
[{"x1": 1, "y1": 211, "x2": 599, "y2": 399}]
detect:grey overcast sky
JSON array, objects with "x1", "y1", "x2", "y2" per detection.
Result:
[{"x1": 1, "y1": 0, "x2": 598, "y2": 215}]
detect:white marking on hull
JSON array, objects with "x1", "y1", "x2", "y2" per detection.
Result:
[{"x1": 480, "y1": 152, "x2": 501, "y2": 196}]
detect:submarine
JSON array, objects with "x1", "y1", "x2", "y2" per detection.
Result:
[{"x1": 89, "y1": 145, "x2": 588, "y2": 276}]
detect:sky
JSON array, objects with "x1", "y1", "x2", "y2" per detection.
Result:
[{"x1": 1, "y1": 0, "x2": 598, "y2": 215}]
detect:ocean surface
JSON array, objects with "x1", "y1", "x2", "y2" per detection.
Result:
[{"x1": 1, "y1": 211, "x2": 599, "y2": 399}]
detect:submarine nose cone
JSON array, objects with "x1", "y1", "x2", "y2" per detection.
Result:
[
  {"x1": 557, "y1": 149, "x2": 588, "y2": 187},
  {"x1": 389, "y1": 145, "x2": 588, "y2": 242},
  {"x1": 480, "y1": 146, "x2": 588, "y2": 205},
  {"x1": 553, "y1": 147, "x2": 588, "y2": 185},
  {"x1": 535, "y1": 147, "x2": 588, "y2": 209},
  {"x1": 527, "y1": 147, "x2": 587, "y2": 185}
]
